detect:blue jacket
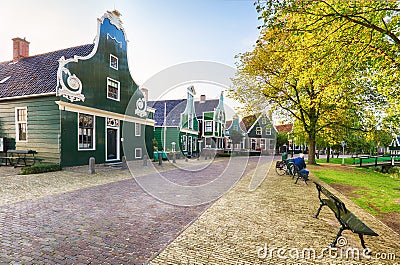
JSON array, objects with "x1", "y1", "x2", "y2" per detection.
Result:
[{"x1": 293, "y1": 157, "x2": 306, "y2": 170}]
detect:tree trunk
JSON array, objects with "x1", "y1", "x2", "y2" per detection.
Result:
[
  {"x1": 308, "y1": 133, "x2": 316, "y2": 164},
  {"x1": 326, "y1": 146, "x2": 330, "y2": 163}
]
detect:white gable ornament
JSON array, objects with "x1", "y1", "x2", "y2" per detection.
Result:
[
  {"x1": 56, "y1": 56, "x2": 85, "y2": 102},
  {"x1": 135, "y1": 97, "x2": 147, "y2": 118}
]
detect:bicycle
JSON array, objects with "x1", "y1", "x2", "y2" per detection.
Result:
[{"x1": 275, "y1": 159, "x2": 296, "y2": 176}]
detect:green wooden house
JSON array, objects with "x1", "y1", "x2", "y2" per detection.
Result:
[
  {"x1": 0, "y1": 10, "x2": 155, "y2": 166},
  {"x1": 244, "y1": 113, "x2": 276, "y2": 155},
  {"x1": 196, "y1": 93, "x2": 226, "y2": 151},
  {"x1": 148, "y1": 86, "x2": 199, "y2": 157},
  {"x1": 225, "y1": 115, "x2": 247, "y2": 150}
]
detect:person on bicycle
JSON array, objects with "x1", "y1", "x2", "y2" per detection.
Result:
[{"x1": 293, "y1": 153, "x2": 309, "y2": 180}]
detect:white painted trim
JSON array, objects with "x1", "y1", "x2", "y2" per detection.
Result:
[
  {"x1": 105, "y1": 120, "x2": 120, "y2": 162},
  {"x1": 106, "y1": 77, "x2": 120, "y2": 101},
  {"x1": 0, "y1": 92, "x2": 56, "y2": 101},
  {"x1": 135, "y1": 123, "x2": 141, "y2": 137},
  {"x1": 15, "y1": 107, "x2": 28, "y2": 143},
  {"x1": 135, "y1": 148, "x2": 142, "y2": 159},
  {"x1": 56, "y1": 101, "x2": 155, "y2": 126},
  {"x1": 180, "y1": 128, "x2": 198, "y2": 134},
  {"x1": 77, "y1": 112, "x2": 96, "y2": 151},
  {"x1": 109, "y1": 54, "x2": 119, "y2": 70},
  {"x1": 247, "y1": 114, "x2": 264, "y2": 133}
]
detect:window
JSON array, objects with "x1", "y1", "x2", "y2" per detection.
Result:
[
  {"x1": 110, "y1": 54, "x2": 118, "y2": 70},
  {"x1": 262, "y1": 117, "x2": 267, "y2": 124},
  {"x1": 193, "y1": 137, "x2": 197, "y2": 151},
  {"x1": 182, "y1": 135, "x2": 187, "y2": 151},
  {"x1": 135, "y1": 148, "x2": 142, "y2": 159},
  {"x1": 15, "y1": 107, "x2": 27, "y2": 142},
  {"x1": 107, "y1": 77, "x2": 120, "y2": 101},
  {"x1": 233, "y1": 125, "x2": 238, "y2": 131},
  {"x1": 205, "y1": 121, "x2": 212, "y2": 132},
  {"x1": 256, "y1": 127, "x2": 262, "y2": 135},
  {"x1": 265, "y1": 128, "x2": 272, "y2": 135},
  {"x1": 188, "y1": 114, "x2": 193, "y2": 130},
  {"x1": 135, "y1": 123, "x2": 141, "y2": 136},
  {"x1": 260, "y1": 139, "x2": 266, "y2": 149},
  {"x1": 79, "y1": 113, "x2": 94, "y2": 150}
]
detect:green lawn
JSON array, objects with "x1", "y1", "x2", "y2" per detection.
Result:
[
  {"x1": 309, "y1": 164, "x2": 400, "y2": 216},
  {"x1": 315, "y1": 156, "x2": 400, "y2": 166}
]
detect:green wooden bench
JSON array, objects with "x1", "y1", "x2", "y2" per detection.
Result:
[{"x1": 313, "y1": 181, "x2": 378, "y2": 249}]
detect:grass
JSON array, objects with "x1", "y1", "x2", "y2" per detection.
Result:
[
  {"x1": 315, "y1": 155, "x2": 400, "y2": 166},
  {"x1": 308, "y1": 164, "x2": 400, "y2": 216}
]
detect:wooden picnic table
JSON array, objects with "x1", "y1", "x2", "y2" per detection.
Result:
[{"x1": 0, "y1": 149, "x2": 38, "y2": 167}]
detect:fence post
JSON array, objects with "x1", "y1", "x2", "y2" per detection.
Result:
[
  {"x1": 158, "y1": 152, "x2": 162, "y2": 166},
  {"x1": 121, "y1": 156, "x2": 128, "y2": 169},
  {"x1": 89, "y1": 157, "x2": 95, "y2": 174},
  {"x1": 143, "y1": 154, "x2": 148, "y2": 167}
]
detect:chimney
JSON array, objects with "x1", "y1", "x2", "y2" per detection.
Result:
[
  {"x1": 12, "y1": 37, "x2": 30, "y2": 62},
  {"x1": 200, "y1": 94, "x2": 206, "y2": 103},
  {"x1": 140, "y1": 87, "x2": 149, "y2": 102}
]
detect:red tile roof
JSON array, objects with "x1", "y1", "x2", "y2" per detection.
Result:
[{"x1": 275, "y1": 124, "x2": 293, "y2": 133}]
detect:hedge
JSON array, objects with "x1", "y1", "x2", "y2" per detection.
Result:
[{"x1": 21, "y1": 164, "x2": 61, "y2": 175}]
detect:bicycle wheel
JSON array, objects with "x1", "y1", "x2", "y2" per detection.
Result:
[{"x1": 275, "y1": 161, "x2": 286, "y2": 176}]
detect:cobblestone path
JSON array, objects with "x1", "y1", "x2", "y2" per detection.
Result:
[
  {"x1": 0, "y1": 157, "x2": 258, "y2": 264},
  {"x1": 152, "y1": 161, "x2": 400, "y2": 265}
]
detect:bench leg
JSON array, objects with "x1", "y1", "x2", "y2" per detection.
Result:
[
  {"x1": 358, "y1": 234, "x2": 367, "y2": 250},
  {"x1": 314, "y1": 203, "x2": 325, "y2": 218},
  {"x1": 331, "y1": 227, "x2": 345, "y2": 247}
]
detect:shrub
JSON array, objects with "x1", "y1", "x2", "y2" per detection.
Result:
[
  {"x1": 388, "y1": 166, "x2": 400, "y2": 174},
  {"x1": 21, "y1": 164, "x2": 61, "y2": 175},
  {"x1": 218, "y1": 153, "x2": 232, "y2": 157},
  {"x1": 369, "y1": 166, "x2": 382, "y2": 173}
]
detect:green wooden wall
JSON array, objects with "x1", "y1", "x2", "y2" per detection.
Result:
[{"x1": 0, "y1": 96, "x2": 60, "y2": 164}]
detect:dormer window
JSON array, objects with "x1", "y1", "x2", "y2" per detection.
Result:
[
  {"x1": 110, "y1": 54, "x2": 118, "y2": 70},
  {"x1": 107, "y1": 77, "x2": 120, "y2": 101}
]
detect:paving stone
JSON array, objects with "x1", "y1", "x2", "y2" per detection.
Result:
[
  {"x1": 151, "y1": 160, "x2": 400, "y2": 265},
  {"x1": 0, "y1": 157, "x2": 258, "y2": 264}
]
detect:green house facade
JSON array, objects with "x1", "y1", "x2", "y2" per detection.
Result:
[
  {"x1": 0, "y1": 10, "x2": 155, "y2": 166},
  {"x1": 196, "y1": 93, "x2": 226, "y2": 151},
  {"x1": 225, "y1": 115, "x2": 247, "y2": 150},
  {"x1": 149, "y1": 86, "x2": 199, "y2": 157},
  {"x1": 244, "y1": 113, "x2": 277, "y2": 155}
]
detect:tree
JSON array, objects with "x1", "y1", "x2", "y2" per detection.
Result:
[
  {"x1": 229, "y1": 129, "x2": 244, "y2": 152},
  {"x1": 255, "y1": 0, "x2": 400, "y2": 127},
  {"x1": 231, "y1": 20, "x2": 368, "y2": 164},
  {"x1": 231, "y1": 1, "x2": 396, "y2": 164}
]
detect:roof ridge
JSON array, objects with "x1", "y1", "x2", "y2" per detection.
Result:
[
  {"x1": 26, "y1": 43, "x2": 94, "y2": 59},
  {"x1": 0, "y1": 43, "x2": 93, "y2": 64}
]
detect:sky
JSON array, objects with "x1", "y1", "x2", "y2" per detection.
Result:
[{"x1": 0, "y1": 0, "x2": 260, "y2": 109}]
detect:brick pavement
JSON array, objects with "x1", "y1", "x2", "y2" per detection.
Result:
[
  {"x1": 0, "y1": 157, "x2": 258, "y2": 264},
  {"x1": 152, "y1": 160, "x2": 400, "y2": 265}
]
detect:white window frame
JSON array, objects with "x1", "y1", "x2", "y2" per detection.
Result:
[
  {"x1": 182, "y1": 135, "x2": 187, "y2": 151},
  {"x1": 193, "y1": 137, "x2": 197, "y2": 152},
  {"x1": 256, "y1": 127, "x2": 262, "y2": 135},
  {"x1": 205, "y1": 121, "x2": 212, "y2": 132},
  {"x1": 265, "y1": 128, "x2": 272, "y2": 135},
  {"x1": 262, "y1": 117, "x2": 267, "y2": 124},
  {"x1": 105, "y1": 118, "x2": 120, "y2": 162},
  {"x1": 135, "y1": 123, "x2": 141, "y2": 136},
  {"x1": 15, "y1": 107, "x2": 28, "y2": 142},
  {"x1": 233, "y1": 125, "x2": 238, "y2": 131},
  {"x1": 78, "y1": 113, "x2": 96, "y2": 151},
  {"x1": 110, "y1": 54, "x2": 118, "y2": 70},
  {"x1": 107, "y1": 77, "x2": 120, "y2": 101},
  {"x1": 135, "y1": 148, "x2": 142, "y2": 159}
]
